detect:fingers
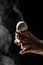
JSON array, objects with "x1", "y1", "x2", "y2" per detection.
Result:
[
  {"x1": 16, "y1": 31, "x2": 30, "y2": 40},
  {"x1": 15, "y1": 31, "x2": 33, "y2": 45},
  {"x1": 16, "y1": 30, "x2": 39, "y2": 41},
  {"x1": 15, "y1": 30, "x2": 39, "y2": 45},
  {"x1": 16, "y1": 30, "x2": 29, "y2": 35}
]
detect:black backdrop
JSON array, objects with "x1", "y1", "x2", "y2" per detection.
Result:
[
  {"x1": 2, "y1": 0, "x2": 43, "y2": 65},
  {"x1": 19, "y1": 0, "x2": 43, "y2": 65},
  {"x1": 20, "y1": 0, "x2": 43, "y2": 40}
]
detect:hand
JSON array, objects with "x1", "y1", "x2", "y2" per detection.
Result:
[{"x1": 14, "y1": 30, "x2": 43, "y2": 55}]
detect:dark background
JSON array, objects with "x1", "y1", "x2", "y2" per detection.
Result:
[
  {"x1": 20, "y1": 0, "x2": 43, "y2": 40},
  {"x1": 2, "y1": 0, "x2": 43, "y2": 65},
  {"x1": 18, "y1": 0, "x2": 43, "y2": 65}
]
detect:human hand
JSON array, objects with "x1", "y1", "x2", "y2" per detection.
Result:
[{"x1": 14, "y1": 30, "x2": 43, "y2": 55}]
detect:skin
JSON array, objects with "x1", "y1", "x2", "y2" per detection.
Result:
[{"x1": 14, "y1": 30, "x2": 43, "y2": 55}]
